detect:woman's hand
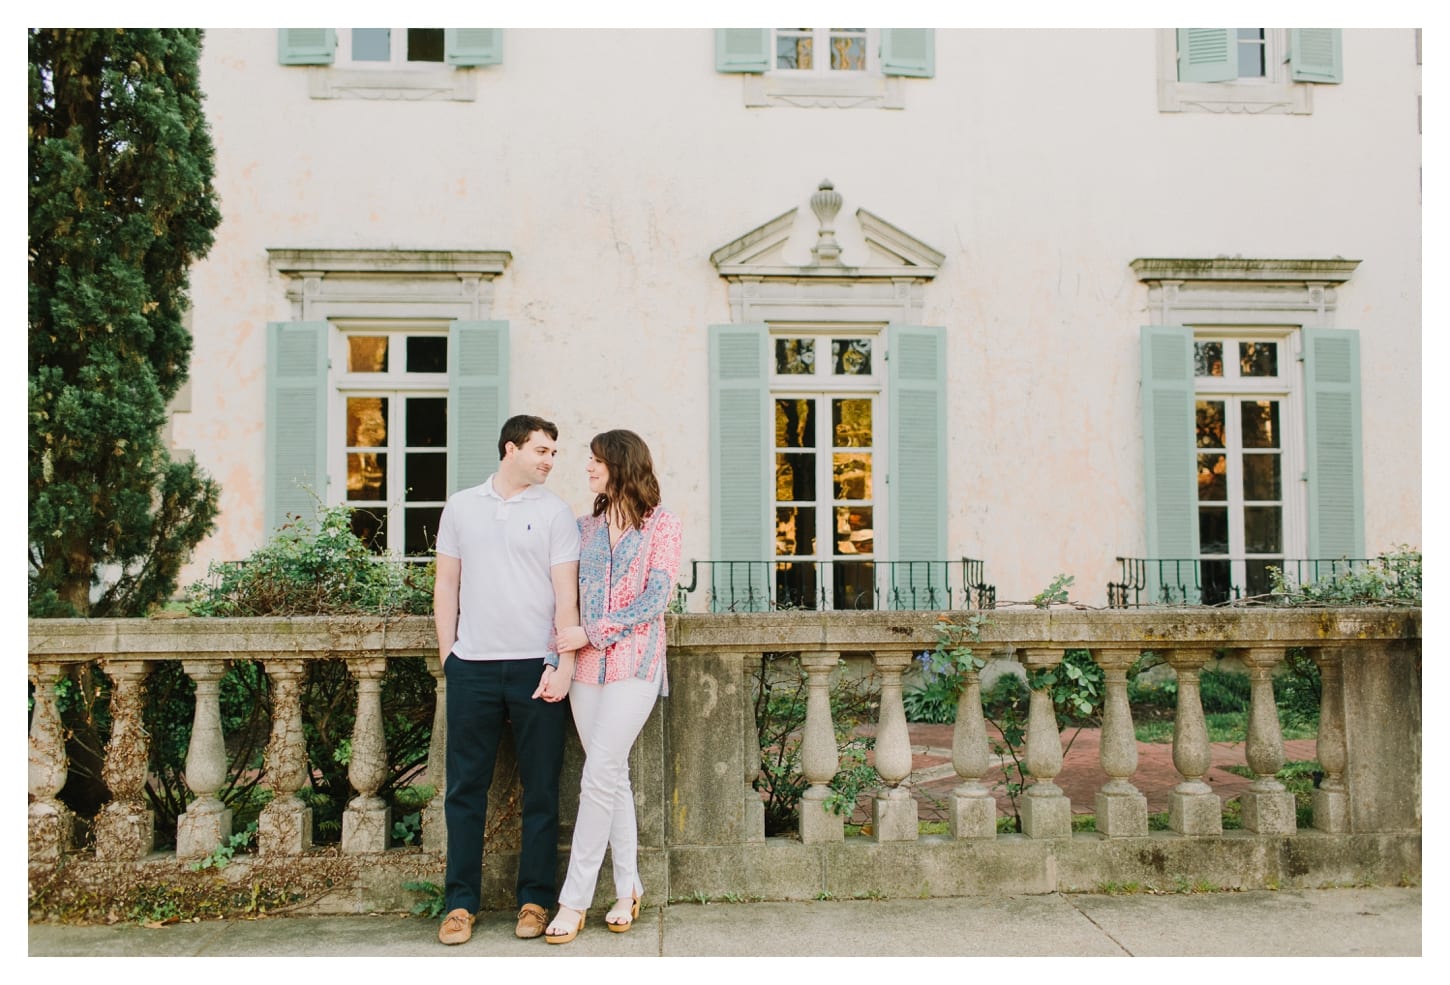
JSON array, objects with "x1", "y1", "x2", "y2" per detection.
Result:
[
  {"x1": 533, "y1": 665, "x2": 571, "y2": 702},
  {"x1": 555, "y1": 625, "x2": 589, "y2": 652}
]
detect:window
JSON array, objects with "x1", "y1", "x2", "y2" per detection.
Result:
[
  {"x1": 1192, "y1": 334, "x2": 1295, "y2": 602},
  {"x1": 334, "y1": 326, "x2": 450, "y2": 556},
  {"x1": 277, "y1": 28, "x2": 500, "y2": 101},
  {"x1": 339, "y1": 29, "x2": 445, "y2": 67},
  {"x1": 1157, "y1": 28, "x2": 1342, "y2": 114},
  {"x1": 771, "y1": 330, "x2": 880, "y2": 608},
  {"x1": 1134, "y1": 258, "x2": 1364, "y2": 606},
  {"x1": 265, "y1": 250, "x2": 512, "y2": 548},
  {"x1": 715, "y1": 28, "x2": 933, "y2": 109}
]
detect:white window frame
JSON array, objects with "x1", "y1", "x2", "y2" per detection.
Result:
[
  {"x1": 336, "y1": 28, "x2": 447, "y2": 69},
  {"x1": 1191, "y1": 328, "x2": 1302, "y2": 599},
  {"x1": 746, "y1": 27, "x2": 903, "y2": 109},
  {"x1": 769, "y1": 325, "x2": 884, "y2": 608},
  {"x1": 1157, "y1": 28, "x2": 1315, "y2": 115},
  {"x1": 308, "y1": 27, "x2": 474, "y2": 101},
  {"x1": 330, "y1": 320, "x2": 451, "y2": 558}
]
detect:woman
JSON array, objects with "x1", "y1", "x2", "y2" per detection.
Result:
[{"x1": 543, "y1": 430, "x2": 682, "y2": 944}]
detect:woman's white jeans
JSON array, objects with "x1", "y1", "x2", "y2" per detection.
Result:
[{"x1": 556, "y1": 675, "x2": 660, "y2": 911}]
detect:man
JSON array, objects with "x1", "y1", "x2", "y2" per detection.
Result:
[{"x1": 433, "y1": 414, "x2": 582, "y2": 946}]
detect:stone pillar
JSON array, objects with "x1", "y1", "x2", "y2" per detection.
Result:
[
  {"x1": 1019, "y1": 648, "x2": 1071, "y2": 838},
  {"x1": 342, "y1": 657, "x2": 392, "y2": 853},
  {"x1": 1310, "y1": 647, "x2": 1349, "y2": 833},
  {"x1": 421, "y1": 654, "x2": 448, "y2": 853},
  {"x1": 28, "y1": 661, "x2": 74, "y2": 862},
  {"x1": 1092, "y1": 648, "x2": 1148, "y2": 837},
  {"x1": 870, "y1": 650, "x2": 917, "y2": 842},
  {"x1": 176, "y1": 660, "x2": 234, "y2": 860},
  {"x1": 949, "y1": 668, "x2": 996, "y2": 839},
  {"x1": 259, "y1": 659, "x2": 311, "y2": 855},
  {"x1": 797, "y1": 651, "x2": 843, "y2": 843},
  {"x1": 1238, "y1": 646, "x2": 1296, "y2": 835},
  {"x1": 1165, "y1": 648, "x2": 1222, "y2": 835},
  {"x1": 741, "y1": 652, "x2": 766, "y2": 843},
  {"x1": 93, "y1": 660, "x2": 155, "y2": 860}
]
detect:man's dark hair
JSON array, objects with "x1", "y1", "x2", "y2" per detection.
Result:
[{"x1": 498, "y1": 414, "x2": 559, "y2": 459}]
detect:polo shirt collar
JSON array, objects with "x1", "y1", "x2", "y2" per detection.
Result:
[{"x1": 479, "y1": 473, "x2": 544, "y2": 502}]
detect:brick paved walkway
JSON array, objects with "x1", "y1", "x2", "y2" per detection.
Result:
[{"x1": 851, "y1": 722, "x2": 1317, "y2": 826}]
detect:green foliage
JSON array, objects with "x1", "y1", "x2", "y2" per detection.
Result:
[
  {"x1": 902, "y1": 669, "x2": 959, "y2": 724},
  {"x1": 1199, "y1": 668, "x2": 1251, "y2": 713},
  {"x1": 403, "y1": 881, "x2": 446, "y2": 919},
  {"x1": 189, "y1": 822, "x2": 257, "y2": 872},
  {"x1": 1267, "y1": 546, "x2": 1421, "y2": 606},
  {"x1": 752, "y1": 654, "x2": 881, "y2": 834},
  {"x1": 185, "y1": 504, "x2": 435, "y2": 616},
  {"x1": 1031, "y1": 573, "x2": 1075, "y2": 608},
  {"x1": 904, "y1": 612, "x2": 990, "y2": 724},
  {"x1": 29, "y1": 28, "x2": 223, "y2": 616}
]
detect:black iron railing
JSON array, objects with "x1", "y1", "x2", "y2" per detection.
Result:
[
  {"x1": 674, "y1": 559, "x2": 995, "y2": 612},
  {"x1": 1107, "y1": 556, "x2": 1374, "y2": 608}
]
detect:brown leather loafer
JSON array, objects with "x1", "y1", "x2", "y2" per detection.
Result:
[
  {"x1": 438, "y1": 908, "x2": 474, "y2": 945},
  {"x1": 515, "y1": 902, "x2": 548, "y2": 939}
]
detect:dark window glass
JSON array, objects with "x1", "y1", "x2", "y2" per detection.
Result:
[
  {"x1": 1194, "y1": 342, "x2": 1224, "y2": 377},
  {"x1": 404, "y1": 506, "x2": 443, "y2": 556},
  {"x1": 405, "y1": 397, "x2": 447, "y2": 447},
  {"x1": 1199, "y1": 507, "x2": 1229, "y2": 554},
  {"x1": 405, "y1": 452, "x2": 447, "y2": 502},
  {"x1": 1197, "y1": 453, "x2": 1227, "y2": 502},
  {"x1": 351, "y1": 508, "x2": 387, "y2": 552},
  {"x1": 1196, "y1": 401, "x2": 1226, "y2": 448},
  {"x1": 406, "y1": 336, "x2": 447, "y2": 373},
  {"x1": 775, "y1": 562, "x2": 818, "y2": 609},
  {"x1": 1200, "y1": 560, "x2": 1233, "y2": 605},
  {"x1": 833, "y1": 561, "x2": 875, "y2": 610},
  {"x1": 1244, "y1": 507, "x2": 1283, "y2": 553},
  {"x1": 775, "y1": 399, "x2": 816, "y2": 448},
  {"x1": 407, "y1": 29, "x2": 445, "y2": 62},
  {"x1": 1239, "y1": 341, "x2": 1278, "y2": 377},
  {"x1": 1241, "y1": 401, "x2": 1280, "y2": 449},
  {"x1": 776, "y1": 452, "x2": 816, "y2": 502},
  {"x1": 1242, "y1": 454, "x2": 1281, "y2": 501}
]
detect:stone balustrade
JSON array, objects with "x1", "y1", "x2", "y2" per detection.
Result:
[{"x1": 27, "y1": 609, "x2": 1421, "y2": 911}]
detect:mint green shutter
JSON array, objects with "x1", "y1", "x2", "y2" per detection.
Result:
[
  {"x1": 1177, "y1": 29, "x2": 1236, "y2": 82},
  {"x1": 446, "y1": 29, "x2": 502, "y2": 67},
  {"x1": 1289, "y1": 29, "x2": 1343, "y2": 83},
  {"x1": 1303, "y1": 329, "x2": 1363, "y2": 559},
  {"x1": 709, "y1": 325, "x2": 770, "y2": 573},
  {"x1": 881, "y1": 29, "x2": 934, "y2": 78},
  {"x1": 1140, "y1": 327, "x2": 1199, "y2": 603},
  {"x1": 447, "y1": 321, "x2": 509, "y2": 493},
  {"x1": 266, "y1": 322, "x2": 328, "y2": 532},
  {"x1": 278, "y1": 29, "x2": 337, "y2": 65},
  {"x1": 887, "y1": 326, "x2": 947, "y2": 608},
  {"x1": 716, "y1": 29, "x2": 771, "y2": 73}
]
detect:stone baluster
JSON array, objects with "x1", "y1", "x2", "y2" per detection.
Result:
[
  {"x1": 1238, "y1": 647, "x2": 1296, "y2": 834},
  {"x1": 1092, "y1": 648, "x2": 1148, "y2": 836},
  {"x1": 176, "y1": 660, "x2": 234, "y2": 860},
  {"x1": 421, "y1": 654, "x2": 449, "y2": 853},
  {"x1": 1018, "y1": 648, "x2": 1071, "y2": 838},
  {"x1": 949, "y1": 666, "x2": 996, "y2": 839},
  {"x1": 870, "y1": 650, "x2": 917, "y2": 841},
  {"x1": 1165, "y1": 648, "x2": 1221, "y2": 835},
  {"x1": 797, "y1": 651, "x2": 843, "y2": 843},
  {"x1": 1310, "y1": 647, "x2": 1349, "y2": 832},
  {"x1": 28, "y1": 661, "x2": 74, "y2": 862},
  {"x1": 342, "y1": 657, "x2": 392, "y2": 852},
  {"x1": 93, "y1": 660, "x2": 155, "y2": 860},
  {"x1": 259, "y1": 659, "x2": 311, "y2": 854},
  {"x1": 742, "y1": 652, "x2": 766, "y2": 843}
]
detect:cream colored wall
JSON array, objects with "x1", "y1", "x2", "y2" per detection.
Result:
[{"x1": 175, "y1": 28, "x2": 1421, "y2": 603}]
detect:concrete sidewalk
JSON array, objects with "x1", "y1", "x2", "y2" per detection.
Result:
[{"x1": 28, "y1": 887, "x2": 1422, "y2": 958}]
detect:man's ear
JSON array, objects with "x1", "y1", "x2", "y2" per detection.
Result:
[{"x1": 502, "y1": 441, "x2": 517, "y2": 459}]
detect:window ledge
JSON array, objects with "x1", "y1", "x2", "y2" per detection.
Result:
[
  {"x1": 1158, "y1": 78, "x2": 1312, "y2": 115},
  {"x1": 743, "y1": 73, "x2": 903, "y2": 109},
  {"x1": 306, "y1": 65, "x2": 477, "y2": 101}
]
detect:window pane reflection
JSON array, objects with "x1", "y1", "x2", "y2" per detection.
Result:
[
  {"x1": 775, "y1": 338, "x2": 815, "y2": 375},
  {"x1": 1194, "y1": 342, "x2": 1224, "y2": 378},
  {"x1": 832, "y1": 339, "x2": 871, "y2": 375},
  {"x1": 1244, "y1": 507, "x2": 1283, "y2": 553},
  {"x1": 833, "y1": 453, "x2": 871, "y2": 500},
  {"x1": 1199, "y1": 507, "x2": 1228, "y2": 554},
  {"x1": 834, "y1": 506, "x2": 873, "y2": 555},
  {"x1": 777, "y1": 30, "x2": 812, "y2": 70},
  {"x1": 776, "y1": 506, "x2": 816, "y2": 557},
  {"x1": 1197, "y1": 453, "x2": 1226, "y2": 501},
  {"x1": 833, "y1": 561, "x2": 874, "y2": 610},
  {"x1": 1241, "y1": 401, "x2": 1279, "y2": 448},
  {"x1": 775, "y1": 562, "x2": 817, "y2": 608},
  {"x1": 1196, "y1": 401, "x2": 1225, "y2": 448},
  {"x1": 775, "y1": 399, "x2": 816, "y2": 448},
  {"x1": 1239, "y1": 342, "x2": 1278, "y2": 377},
  {"x1": 832, "y1": 398, "x2": 871, "y2": 447},
  {"x1": 347, "y1": 397, "x2": 388, "y2": 447},
  {"x1": 1242, "y1": 454, "x2": 1281, "y2": 501},
  {"x1": 348, "y1": 337, "x2": 388, "y2": 373},
  {"x1": 776, "y1": 452, "x2": 816, "y2": 501},
  {"x1": 829, "y1": 31, "x2": 866, "y2": 70},
  {"x1": 347, "y1": 452, "x2": 386, "y2": 501}
]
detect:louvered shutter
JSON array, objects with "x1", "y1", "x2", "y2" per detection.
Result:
[
  {"x1": 881, "y1": 29, "x2": 934, "y2": 78},
  {"x1": 1177, "y1": 29, "x2": 1236, "y2": 82},
  {"x1": 716, "y1": 29, "x2": 771, "y2": 73},
  {"x1": 709, "y1": 324, "x2": 771, "y2": 611},
  {"x1": 887, "y1": 325, "x2": 947, "y2": 608},
  {"x1": 446, "y1": 29, "x2": 503, "y2": 67},
  {"x1": 1289, "y1": 29, "x2": 1343, "y2": 83},
  {"x1": 447, "y1": 321, "x2": 509, "y2": 494},
  {"x1": 1140, "y1": 327, "x2": 1200, "y2": 603},
  {"x1": 1303, "y1": 329, "x2": 1363, "y2": 558},
  {"x1": 266, "y1": 322, "x2": 328, "y2": 532},
  {"x1": 277, "y1": 29, "x2": 337, "y2": 65}
]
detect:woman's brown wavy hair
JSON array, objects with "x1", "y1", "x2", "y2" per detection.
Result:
[{"x1": 590, "y1": 429, "x2": 661, "y2": 530}]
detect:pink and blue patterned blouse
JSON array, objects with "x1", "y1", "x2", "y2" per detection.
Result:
[{"x1": 571, "y1": 506, "x2": 683, "y2": 695}]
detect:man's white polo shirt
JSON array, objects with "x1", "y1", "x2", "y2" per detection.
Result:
[{"x1": 436, "y1": 474, "x2": 581, "y2": 662}]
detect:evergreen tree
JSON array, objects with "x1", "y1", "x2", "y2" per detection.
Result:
[{"x1": 29, "y1": 29, "x2": 222, "y2": 616}]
